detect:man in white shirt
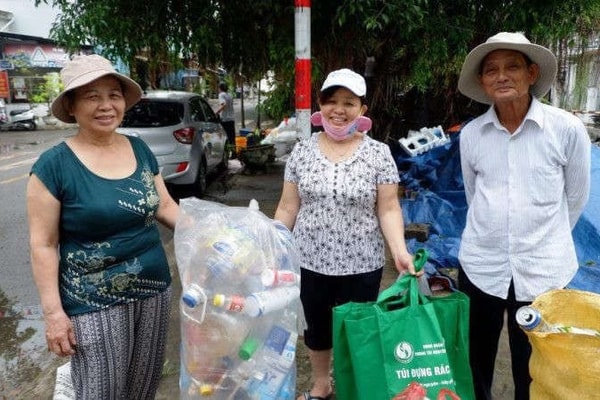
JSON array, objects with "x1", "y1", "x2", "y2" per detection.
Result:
[
  {"x1": 457, "y1": 32, "x2": 591, "y2": 400},
  {"x1": 216, "y1": 82, "x2": 236, "y2": 158}
]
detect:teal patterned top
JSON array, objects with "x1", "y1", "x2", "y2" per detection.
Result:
[{"x1": 31, "y1": 135, "x2": 171, "y2": 316}]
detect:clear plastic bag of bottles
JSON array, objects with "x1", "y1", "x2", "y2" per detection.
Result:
[{"x1": 174, "y1": 197, "x2": 301, "y2": 400}]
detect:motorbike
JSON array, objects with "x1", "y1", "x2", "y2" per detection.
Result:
[{"x1": 0, "y1": 108, "x2": 37, "y2": 131}]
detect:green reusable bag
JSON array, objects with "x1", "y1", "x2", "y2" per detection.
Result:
[
  {"x1": 333, "y1": 273, "x2": 475, "y2": 400},
  {"x1": 426, "y1": 287, "x2": 474, "y2": 400},
  {"x1": 332, "y1": 301, "x2": 374, "y2": 400}
]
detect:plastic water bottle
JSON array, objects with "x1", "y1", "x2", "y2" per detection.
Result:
[
  {"x1": 213, "y1": 293, "x2": 246, "y2": 313},
  {"x1": 516, "y1": 306, "x2": 600, "y2": 336},
  {"x1": 212, "y1": 286, "x2": 300, "y2": 318},
  {"x1": 260, "y1": 268, "x2": 299, "y2": 287},
  {"x1": 211, "y1": 227, "x2": 259, "y2": 269},
  {"x1": 243, "y1": 286, "x2": 300, "y2": 317},
  {"x1": 181, "y1": 285, "x2": 250, "y2": 383},
  {"x1": 238, "y1": 323, "x2": 273, "y2": 361},
  {"x1": 276, "y1": 369, "x2": 296, "y2": 400},
  {"x1": 241, "y1": 325, "x2": 298, "y2": 399}
]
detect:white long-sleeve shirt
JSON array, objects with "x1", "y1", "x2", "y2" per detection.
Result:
[{"x1": 459, "y1": 98, "x2": 591, "y2": 301}]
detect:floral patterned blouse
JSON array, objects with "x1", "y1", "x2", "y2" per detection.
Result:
[
  {"x1": 285, "y1": 132, "x2": 400, "y2": 276},
  {"x1": 31, "y1": 136, "x2": 171, "y2": 316}
]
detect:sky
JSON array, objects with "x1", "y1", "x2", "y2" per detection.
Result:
[{"x1": 0, "y1": 0, "x2": 60, "y2": 39}]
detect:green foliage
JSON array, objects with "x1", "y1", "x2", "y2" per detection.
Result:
[
  {"x1": 260, "y1": 79, "x2": 295, "y2": 122},
  {"x1": 29, "y1": 73, "x2": 62, "y2": 105},
  {"x1": 34, "y1": 0, "x2": 600, "y2": 140}
]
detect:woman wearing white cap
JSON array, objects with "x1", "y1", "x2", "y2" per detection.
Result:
[
  {"x1": 27, "y1": 54, "x2": 179, "y2": 398},
  {"x1": 457, "y1": 32, "x2": 591, "y2": 399},
  {"x1": 275, "y1": 68, "x2": 417, "y2": 400}
]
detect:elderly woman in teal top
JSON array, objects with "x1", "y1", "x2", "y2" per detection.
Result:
[{"x1": 27, "y1": 54, "x2": 179, "y2": 399}]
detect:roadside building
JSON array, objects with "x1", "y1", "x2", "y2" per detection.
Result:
[{"x1": 0, "y1": 1, "x2": 91, "y2": 105}]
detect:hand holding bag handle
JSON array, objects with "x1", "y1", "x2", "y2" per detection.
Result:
[{"x1": 377, "y1": 249, "x2": 430, "y2": 310}]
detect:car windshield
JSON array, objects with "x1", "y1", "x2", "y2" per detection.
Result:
[{"x1": 121, "y1": 100, "x2": 184, "y2": 127}]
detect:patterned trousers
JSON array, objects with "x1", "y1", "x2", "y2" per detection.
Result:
[{"x1": 70, "y1": 287, "x2": 172, "y2": 399}]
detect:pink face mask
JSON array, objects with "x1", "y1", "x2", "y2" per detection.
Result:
[{"x1": 310, "y1": 112, "x2": 372, "y2": 141}]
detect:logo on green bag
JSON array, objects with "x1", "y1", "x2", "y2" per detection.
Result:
[{"x1": 394, "y1": 341, "x2": 414, "y2": 363}]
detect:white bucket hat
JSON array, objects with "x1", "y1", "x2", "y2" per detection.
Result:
[
  {"x1": 321, "y1": 68, "x2": 366, "y2": 97},
  {"x1": 458, "y1": 32, "x2": 557, "y2": 105},
  {"x1": 51, "y1": 54, "x2": 143, "y2": 123}
]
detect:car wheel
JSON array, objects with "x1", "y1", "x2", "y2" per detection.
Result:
[{"x1": 194, "y1": 158, "x2": 208, "y2": 198}]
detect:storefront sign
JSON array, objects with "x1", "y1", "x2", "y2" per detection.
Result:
[
  {"x1": 0, "y1": 60, "x2": 13, "y2": 70},
  {"x1": 3, "y1": 44, "x2": 69, "y2": 68},
  {"x1": 0, "y1": 71, "x2": 9, "y2": 99}
]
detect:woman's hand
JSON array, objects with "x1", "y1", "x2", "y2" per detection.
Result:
[
  {"x1": 394, "y1": 251, "x2": 424, "y2": 277},
  {"x1": 45, "y1": 309, "x2": 77, "y2": 357}
]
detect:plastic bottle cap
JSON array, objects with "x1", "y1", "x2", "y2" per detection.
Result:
[
  {"x1": 199, "y1": 384, "x2": 214, "y2": 396},
  {"x1": 261, "y1": 268, "x2": 276, "y2": 287},
  {"x1": 239, "y1": 337, "x2": 260, "y2": 360},
  {"x1": 213, "y1": 294, "x2": 225, "y2": 307},
  {"x1": 182, "y1": 289, "x2": 201, "y2": 308}
]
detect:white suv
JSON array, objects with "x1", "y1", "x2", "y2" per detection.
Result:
[{"x1": 119, "y1": 91, "x2": 228, "y2": 197}]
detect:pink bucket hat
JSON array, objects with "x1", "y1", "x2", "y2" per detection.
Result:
[
  {"x1": 51, "y1": 54, "x2": 143, "y2": 123},
  {"x1": 458, "y1": 32, "x2": 557, "y2": 105}
]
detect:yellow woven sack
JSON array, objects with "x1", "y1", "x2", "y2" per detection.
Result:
[{"x1": 526, "y1": 289, "x2": 600, "y2": 400}]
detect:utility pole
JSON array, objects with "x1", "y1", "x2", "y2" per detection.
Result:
[{"x1": 294, "y1": 0, "x2": 311, "y2": 139}]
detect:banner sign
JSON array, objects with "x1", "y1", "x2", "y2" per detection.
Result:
[{"x1": 0, "y1": 71, "x2": 10, "y2": 99}]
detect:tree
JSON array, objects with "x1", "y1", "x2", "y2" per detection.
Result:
[
  {"x1": 36, "y1": 0, "x2": 600, "y2": 141},
  {"x1": 29, "y1": 72, "x2": 62, "y2": 106}
]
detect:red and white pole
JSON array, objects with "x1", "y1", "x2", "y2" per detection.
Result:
[{"x1": 294, "y1": 0, "x2": 311, "y2": 139}]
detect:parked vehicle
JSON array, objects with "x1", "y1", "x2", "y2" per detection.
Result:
[
  {"x1": 118, "y1": 91, "x2": 228, "y2": 197},
  {"x1": 0, "y1": 101, "x2": 37, "y2": 131}
]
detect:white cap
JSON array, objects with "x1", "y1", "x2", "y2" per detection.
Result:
[{"x1": 321, "y1": 68, "x2": 366, "y2": 97}]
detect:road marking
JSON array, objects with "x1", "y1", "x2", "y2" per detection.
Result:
[
  {"x1": 0, "y1": 156, "x2": 38, "y2": 172},
  {"x1": 1, "y1": 173, "x2": 29, "y2": 184},
  {"x1": 0, "y1": 150, "x2": 36, "y2": 159}
]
